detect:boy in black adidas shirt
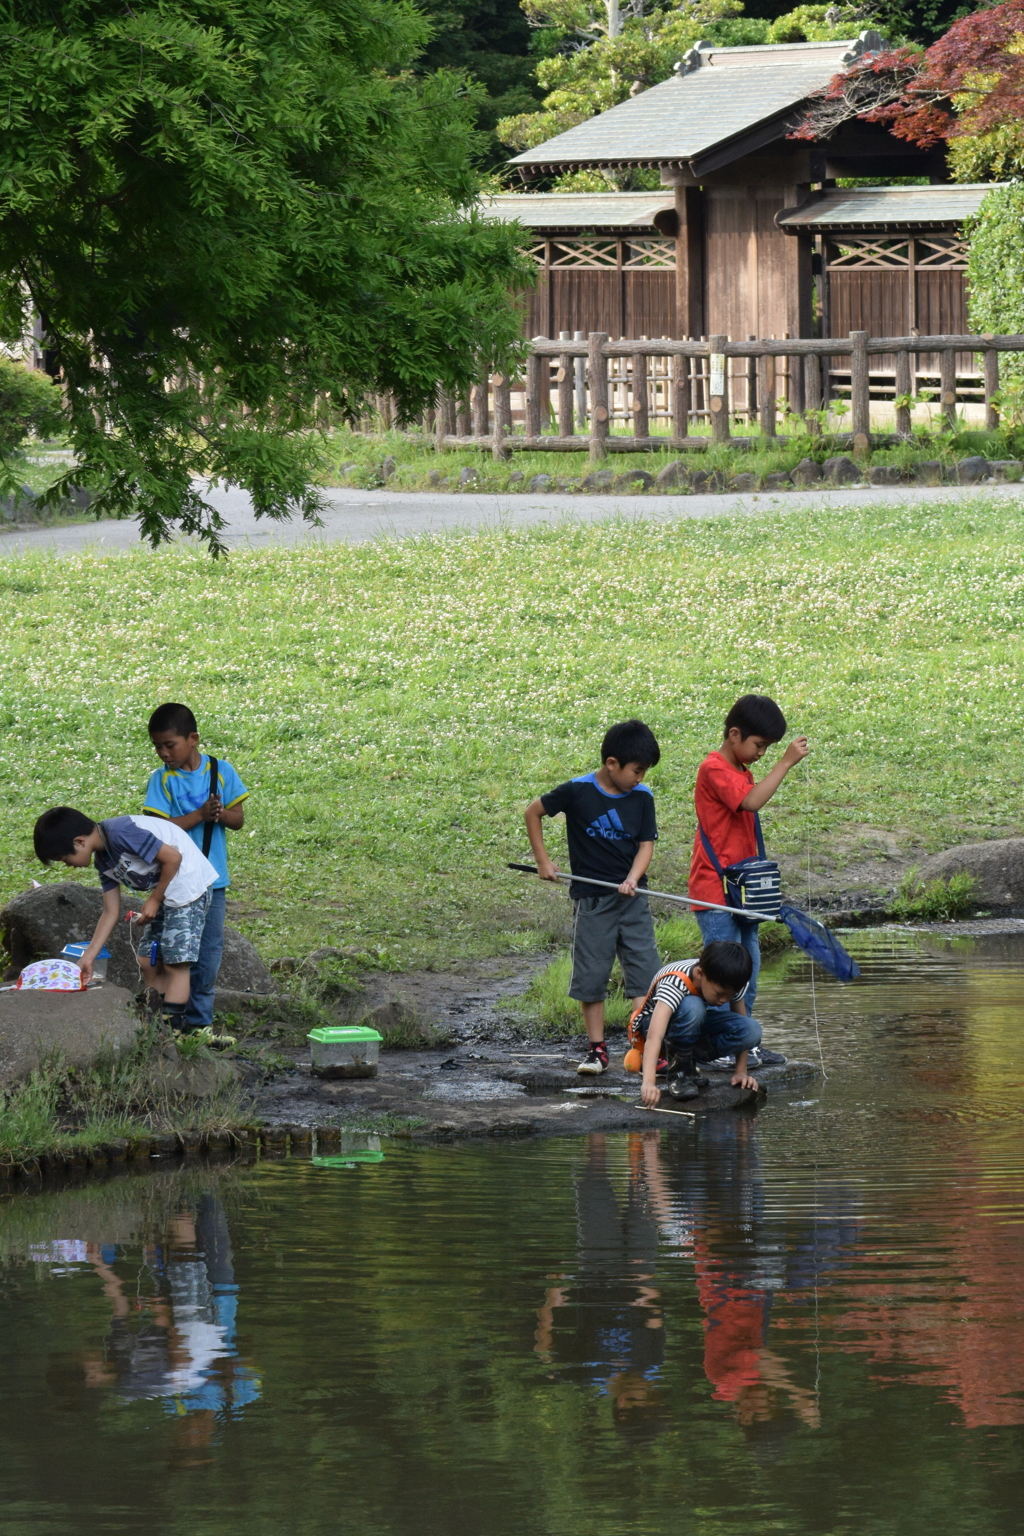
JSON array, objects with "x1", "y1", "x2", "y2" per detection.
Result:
[{"x1": 525, "y1": 720, "x2": 661, "y2": 1075}]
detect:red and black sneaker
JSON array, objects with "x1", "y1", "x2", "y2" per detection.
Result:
[{"x1": 577, "y1": 1041, "x2": 609, "y2": 1076}]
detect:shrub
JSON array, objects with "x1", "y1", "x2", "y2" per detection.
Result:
[
  {"x1": 0, "y1": 358, "x2": 66, "y2": 457},
  {"x1": 890, "y1": 868, "x2": 977, "y2": 922}
]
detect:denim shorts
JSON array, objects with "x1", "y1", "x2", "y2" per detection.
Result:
[{"x1": 137, "y1": 889, "x2": 212, "y2": 966}]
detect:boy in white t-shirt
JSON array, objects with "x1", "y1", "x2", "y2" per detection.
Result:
[{"x1": 33, "y1": 806, "x2": 218, "y2": 1035}]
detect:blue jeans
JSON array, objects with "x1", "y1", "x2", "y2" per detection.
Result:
[
  {"x1": 184, "y1": 887, "x2": 226, "y2": 1029},
  {"x1": 696, "y1": 907, "x2": 761, "y2": 1009},
  {"x1": 653, "y1": 992, "x2": 761, "y2": 1061}
]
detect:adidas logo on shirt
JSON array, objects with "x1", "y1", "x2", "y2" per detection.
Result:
[{"x1": 586, "y1": 809, "x2": 628, "y2": 841}]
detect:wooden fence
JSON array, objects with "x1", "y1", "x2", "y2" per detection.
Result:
[{"x1": 426, "y1": 330, "x2": 1024, "y2": 461}]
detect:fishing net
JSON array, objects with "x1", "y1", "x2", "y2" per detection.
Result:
[{"x1": 778, "y1": 904, "x2": 860, "y2": 982}]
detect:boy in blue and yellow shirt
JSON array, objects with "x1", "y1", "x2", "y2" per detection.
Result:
[{"x1": 143, "y1": 702, "x2": 249, "y2": 1033}]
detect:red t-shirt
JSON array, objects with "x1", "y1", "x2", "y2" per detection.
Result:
[{"x1": 689, "y1": 751, "x2": 757, "y2": 907}]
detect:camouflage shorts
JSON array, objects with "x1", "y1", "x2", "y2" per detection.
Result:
[{"x1": 136, "y1": 889, "x2": 212, "y2": 966}]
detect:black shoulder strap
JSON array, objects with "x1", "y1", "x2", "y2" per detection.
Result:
[
  {"x1": 201, "y1": 756, "x2": 219, "y2": 858},
  {"x1": 698, "y1": 810, "x2": 765, "y2": 872}
]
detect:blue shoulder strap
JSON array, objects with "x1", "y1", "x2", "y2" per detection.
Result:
[{"x1": 698, "y1": 812, "x2": 766, "y2": 874}]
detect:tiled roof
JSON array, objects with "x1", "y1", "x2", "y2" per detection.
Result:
[
  {"x1": 479, "y1": 192, "x2": 673, "y2": 229},
  {"x1": 777, "y1": 182, "x2": 1003, "y2": 229},
  {"x1": 510, "y1": 40, "x2": 857, "y2": 170}
]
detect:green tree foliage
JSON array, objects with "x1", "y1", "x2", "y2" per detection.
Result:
[
  {"x1": 496, "y1": 1, "x2": 872, "y2": 186},
  {"x1": 416, "y1": 0, "x2": 545, "y2": 166},
  {"x1": 0, "y1": 1, "x2": 533, "y2": 549},
  {"x1": 0, "y1": 360, "x2": 65, "y2": 456},
  {"x1": 965, "y1": 183, "x2": 1024, "y2": 396}
]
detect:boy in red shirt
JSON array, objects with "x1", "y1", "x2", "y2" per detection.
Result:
[{"x1": 690, "y1": 694, "x2": 807, "y2": 1064}]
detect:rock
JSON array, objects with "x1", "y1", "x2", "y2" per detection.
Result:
[
  {"x1": 612, "y1": 470, "x2": 655, "y2": 492},
  {"x1": 791, "y1": 457, "x2": 823, "y2": 488},
  {"x1": 956, "y1": 455, "x2": 989, "y2": 485},
  {"x1": 553, "y1": 478, "x2": 578, "y2": 493},
  {"x1": 654, "y1": 462, "x2": 688, "y2": 490},
  {"x1": 269, "y1": 957, "x2": 298, "y2": 975},
  {"x1": 0, "y1": 984, "x2": 141, "y2": 1087},
  {"x1": 1, "y1": 882, "x2": 273, "y2": 996},
  {"x1": 915, "y1": 838, "x2": 1024, "y2": 913},
  {"x1": 728, "y1": 472, "x2": 757, "y2": 492},
  {"x1": 822, "y1": 455, "x2": 862, "y2": 486},
  {"x1": 339, "y1": 462, "x2": 358, "y2": 478},
  {"x1": 581, "y1": 469, "x2": 615, "y2": 491},
  {"x1": 527, "y1": 474, "x2": 552, "y2": 492},
  {"x1": 506, "y1": 470, "x2": 524, "y2": 487},
  {"x1": 689, "y1": 469, "x2": 724, "y2": 493},
  {"x1": 148, "y1": 1040, "x2": 241, "y2": 1100},
  {"x1": 990, "y1": 460, "x2": 1024, "y2": 483},
  {"x1": 0, "y1": 486, "x2": 37, "y2": 521},
  {"x1": 868, "y1": 464, "x2": 903, "y2": 486},
  {"x1": 457, "y1": 466, "x2": 479, "y2": 487},
  {"x1": 427, "y1": 469, "x2": 445, "y2": 487},
  {"x1": 914, "y1": 460, "x2": 944, "y2": 486},
  {"x1": 381, "y1": 455, "x2": 397, "y2": 482},
  {"x1": 763, "y1": 471, "x2": 793, "y2": 491}
]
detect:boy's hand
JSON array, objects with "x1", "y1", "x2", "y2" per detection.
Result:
[
  {"x1": 78, "y1": 955, "x2": 95, "y2": 986},
  {"x1": 731, "y1": 1070, "x2": 758, "y2": 1091},
  {"x1": 139, "y1": 895, "x2": 162, "y2": 922},
  {"x1": 198, "y1": 795, "x2": 223, "y2": 823},
  {"x1": 618, "y1": 876, "x2": 638, "y2": 896},
  {"x1": 641, "y1": 1079, "x2": 661, "y2": 1107},
  {"x1": 781, "y1": 736, "x2": 809, "y2": 767},
  {"x1": 536, "y1": 857, "x2": 561, "y2": 882}
]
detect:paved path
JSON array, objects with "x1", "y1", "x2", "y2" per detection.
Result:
[{"x1": 2, "y1": 481, "x2": 1022, "y2": 556}]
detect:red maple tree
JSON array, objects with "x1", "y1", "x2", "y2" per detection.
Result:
[{"x1": 793, "y1": 2, "x2": 1024, "y2": 149}]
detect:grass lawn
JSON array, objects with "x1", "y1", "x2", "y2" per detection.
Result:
[{"x1": 1, "y1": 493, "x2": 1022, "y2": 970}]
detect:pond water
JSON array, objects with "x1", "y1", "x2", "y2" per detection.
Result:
[{"x1": 2, "y1": 930, "x2": 1023, "y2": 1536}]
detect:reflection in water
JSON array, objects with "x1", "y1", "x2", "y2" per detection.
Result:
[
  {"x1": 31, "y1": 1187, "x2": 261, "y2": 1454},
  {"x1": 1, "y1": 931, "x2": 1024, "y2": 1534}
]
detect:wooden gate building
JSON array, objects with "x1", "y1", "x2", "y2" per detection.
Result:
[{"x1": 500, "y1": 34, "x2": 980, "y2": 345}]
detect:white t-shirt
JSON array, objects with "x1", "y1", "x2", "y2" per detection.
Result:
[{"x1": 96, "y1": 815, "x2": 218, "y2": 907}]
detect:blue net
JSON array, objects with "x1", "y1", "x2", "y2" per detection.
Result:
[{"x1": 778, "y1": 904, "x2": 860, "y2": 982}]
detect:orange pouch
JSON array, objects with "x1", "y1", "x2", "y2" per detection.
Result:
[{"x1": 626, "y1": 967, "x2": 699, "y2": 1054}]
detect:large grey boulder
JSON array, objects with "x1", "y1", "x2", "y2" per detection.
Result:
[
  {"x1": 0, "y1": 984, "x2": 140, "y2": 1087},
  {"x1": 915, "y1": 838, "x2": 1024, "y2": 912},
  {"x1": 1, "y1": 882, "x2": 273, "y2": 995}
]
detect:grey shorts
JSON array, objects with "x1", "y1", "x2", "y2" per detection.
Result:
[
  {"x1": 137, "y1": 889, "x2": 212, "y2": 966},
  {"x1": 568, "y1": 892, "x2": 660, "y2": 1002}
]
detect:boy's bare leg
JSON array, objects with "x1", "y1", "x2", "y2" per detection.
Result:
[
  {"x1": 161, "y1": 963, "x2": 191, "y2": 1006},
  {"x1": 581, "y1": 1000, "x2": 605, "y2": 1043},
  {"x1": 137, "y1": 956, "x2": 165, "y2": 998}
]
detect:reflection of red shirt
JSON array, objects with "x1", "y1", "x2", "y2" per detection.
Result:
[
  {"x1": 689, "y1": 751, "x2": 757, "y2": 907},
  {"x1": 697, "y1": 1278, "x2": 769, "y2": 1401}
]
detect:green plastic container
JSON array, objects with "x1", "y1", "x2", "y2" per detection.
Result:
[{"x1": 308, "y1": 1025, "x2": 383, "y2": 1080}]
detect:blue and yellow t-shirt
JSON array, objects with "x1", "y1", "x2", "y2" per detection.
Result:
[{"x1": 143, "y1": 755, "x2": 248, "y2": 889}]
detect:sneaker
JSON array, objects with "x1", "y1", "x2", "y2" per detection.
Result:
[
  {"x1": 749, "y1": 1046, "x2": 787, "y2": 1068},
  {"x1": 578, "y1": 1042, "x2": 609, "y2": 1076},
  {"x1": 665, "y1": 1053, "x2": 706, "y2": 1101},
  {"x1": 655, "y1": 1056, "x2": 668, "y2": 1076}
]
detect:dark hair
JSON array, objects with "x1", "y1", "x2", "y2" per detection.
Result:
[
  {"x1": 723, "y1": 694, "x2": 787, "y2": 743},
  {"x1": 699, "y1": 941, "x2": 753, "y2": 992},
  {"x1": 148, "y1": 702, "x2": 198, "y2": 738},
  {"x1": 34, "y1": 807, "x2": 97, "y2": 863},
  {"x1": 601, "y1": 719, "x2": 660, "y2": 769}
]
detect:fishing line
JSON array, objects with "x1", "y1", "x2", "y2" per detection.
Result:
[{"x1": 804, "y1": 751, "x2": 827, "y2": 1081}]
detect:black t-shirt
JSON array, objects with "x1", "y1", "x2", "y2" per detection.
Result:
[{"x1": 540, "y1": 772, "x2": 658, "y2": 899}]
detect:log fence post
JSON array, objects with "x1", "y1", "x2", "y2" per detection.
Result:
[
  {"x1": 850, "y1": 330, "x2": 870, "y2": 448},
  {"x1": 524, "y1": 352, "x2": 541, "y2": 439},
  {"x1": 758, "y1": 348, "x2": 776, "y2": 438},
  {"x1": 588, "y1": 332, "x2": 610, "y2": 461},
  {"x1": 939, "y1": 348, "x2": 957, "y2": 429},
  {"x1": 434, "y1": 390, "x2": 449, "y2": 452},
  {"x1": 894, "y1": 346, "x2": 912, "y2": 438},
  {"x1": 471, "y1": 380, "x2": 489, "y2": 440},
  {"x1": 708, "y1": 335, "x2": 730, "y2": 444},
  {"x1": 455, "y1": 397, "x2": 470, "y2": 438},
  {"x1": 746, "y1": 338, "x2": 757, "y2": 424},
  {"x1": 983, "y1": 342, "x2": 999, "y2": 430},
  {"x1": 803, "y1": 353, "x2": 821, "y2": 435},
  {"x1": 632, "y1": 347, "x2": 649, "y2": 441},
  {"x1": 491, "y1": 373, "x2": 511, "y2": 460},
  {"x1": 671, "y1": 351, "x2": 688, "y2": 439}
]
